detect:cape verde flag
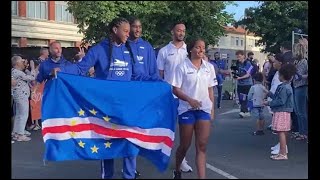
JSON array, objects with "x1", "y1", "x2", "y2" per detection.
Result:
[{"x1": 41, "y1": 73, "x2": 176, "y2": 171}]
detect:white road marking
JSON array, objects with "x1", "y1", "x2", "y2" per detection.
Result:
[
  {"x1": 206, "y1": 163, "x2": 238, "y2": 179},
  {"x1": 219, "y1": 109, "x2": 240, "y2": 115}
]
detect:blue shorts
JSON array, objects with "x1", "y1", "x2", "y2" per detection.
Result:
[
  {"x1": 178, "y1": 110, "x2": 211, "y2": 124},
  {"x1": 174, "y1": 98, "x2": 179, "y2": 111},
  {"x1": 251, "y1": 107, "x2": 265, "y2": 120}
]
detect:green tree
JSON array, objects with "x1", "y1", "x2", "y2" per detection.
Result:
[
  {"x1": 67, "y1": 1, "x2": 235, "y2": 47},
  {"x1": 236, "y1": 1, "x2": 308, "y2": 53}
]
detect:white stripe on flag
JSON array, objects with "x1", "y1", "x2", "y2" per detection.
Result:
[
  {"x1": 42, "y1": 117, "x2": 175, "y2": 140},
  {"x1": 127, "y1": 138, "x2": 171, "y2": 156}
]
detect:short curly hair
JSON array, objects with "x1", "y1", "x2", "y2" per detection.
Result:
[{"x1": 278, "y1": 64, "x2": 297, "y2": 81}]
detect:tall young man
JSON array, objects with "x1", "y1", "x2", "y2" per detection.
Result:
[{"x1": 156, "y1": 21, "x2": 193, "y2": 173}]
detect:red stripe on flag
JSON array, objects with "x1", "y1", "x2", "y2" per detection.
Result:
[{"x1": 42, "y1": 124, "x2": 173, "y2": 147}]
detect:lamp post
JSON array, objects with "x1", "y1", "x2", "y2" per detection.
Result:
[
  {"x1": 239, "y1": 9, "x2": 248, "y2": 55},
  {"x1": 244, "y1": 25, "x2": 247, "y2": 55}
]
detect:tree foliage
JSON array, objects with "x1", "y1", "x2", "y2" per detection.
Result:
[
  {"x1": 67, "y1": 1, "x2": 235, "y2": 47},
  {"x1": 235, "y1": 1, "x2": 308, "y2": 53}
]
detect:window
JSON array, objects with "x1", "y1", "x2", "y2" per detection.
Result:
[
  {"x1": 240, "y1": 39, "x2": 244, "y2": 47},
  {"x1": 59, "y1": 41, "x2": 74, "y2": 47},
  {"x1": 249, "y1": 39, "x2": 254, "y2": 47},
  {"x1": 27, "y1": 38, "x2": 48, "y2": 47},
  {"x1": 235, "y1": 37, "x2": 239, "y2": 46},
  {"x1": 11, "y1": 37, "x2": 19, "y2": 47},
  {"x1": 27, "y1": 1, "x2": 48, "y2": 19},
  {"x1": 219, "y1": 37, "x2": 226, "y2": 46},
  {"x1": 12, "y1": 1, "x2": 18, "y2": 16},
  {"x1": 55, "y1": 2, "x2": 74, "y2": 23},
  {"x1": 231, "y1": 36, "x2": 235, "y2": 46},
  {"x1": 255, "y1": 40, "x2": 259, "y2": 47}
]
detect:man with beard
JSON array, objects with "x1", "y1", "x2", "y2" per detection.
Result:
[{"x1": 157, "y1": 21, "x2": 193, "y2": 173}]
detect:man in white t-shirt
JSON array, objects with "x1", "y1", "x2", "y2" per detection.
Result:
[{"x1": 156, "y1": 21, "x2": 192, "y2": 173}]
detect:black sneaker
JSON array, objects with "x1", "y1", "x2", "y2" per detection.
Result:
[
  {"x1": 252, "y1": 131, "x2": 265, "y2": 136},
  {"x1": 173, "y1": 170, "x2": 182, "y2": 179},
  {"x1": 135, "y1": 170, "x2": 141, "y2": 178}
]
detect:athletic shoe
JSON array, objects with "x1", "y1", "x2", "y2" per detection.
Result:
[
  {"x1": 271, "y1": 146, "x2": 288, "y2": 155},
  {"x1": 24, "y1": 130, "x2": 31, "y2": 136},
  {"x1": 271, "y1": 143, "x2": 279, "y2": 151},
  {"x1": 13, "y1": 134, "x2": 31, "y2": 142},
  {"x1": 33, "y1": 124, "x2": 41, "y2": 131},
  {"x1": 173, "y1": 170, "x2": 181, "y2": 179},
  {"x1": 180, "y1": 158, "x2": 192, "y2": 172},
  {"x1": 252, "y1": 131, "x2": 265, "y2": 136},
  {"x1": 243, "y1": 112, "x2": 251, "y2": 117},
  {"x1": 135, "y1": 170, "x2": 141, "y2": 178}
]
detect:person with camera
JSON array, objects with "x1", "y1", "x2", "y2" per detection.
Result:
[{"x1": 233, "y1": 50, "x2": 254, "y2": 118}]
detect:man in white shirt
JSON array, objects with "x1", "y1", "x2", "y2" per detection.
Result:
[{"x1": 156, "y1": 21, "x2": 192, "y2": 173}]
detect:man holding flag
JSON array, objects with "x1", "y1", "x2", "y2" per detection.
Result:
[{"x1": 49, "y1": 17, "x2": 171, "y2": 179}]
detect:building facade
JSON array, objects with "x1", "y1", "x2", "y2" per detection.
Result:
[
  {"x1": 207, "y1": 26, "x2": 267, "y2": 70},
  {"x1": 11, "y1": 1, "x2": 84, "y2": 47}
]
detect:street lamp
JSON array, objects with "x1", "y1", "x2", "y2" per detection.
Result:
[
  {"x1": 238, "y1": 16, "x2": 247, "y2": 55},
  {"x1": 244, "y1": 25, "x2": 247, "y2": 55},
  {"x1": 239, "y1": 9, "x2": 249, "y2": 55}
]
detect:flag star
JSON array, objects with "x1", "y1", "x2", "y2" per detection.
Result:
[
  {"x1": 103, "y1": 116, "x2": 111, "y2": 122},
  {"x1": 104, "y1": 141, "x2": 112, "y2": 148},
  {"x1": 78, "y1": 140, "x2": 85, "y2": 148},
  {"x1": 89, "y1": 109, "x2": 98, "y2": 115},
  {"x1": 71, "y1": 119, "x2": 77, "y2": 126},
  {"x1": 78, "y1": 109, "x2": 85, "y2": 116},
  {"x1": 91, "y1": 145, "x2": 99, "y2": 153},
  {"x1": 70, "y1": 131, "x2": 76, "y2": 137}
]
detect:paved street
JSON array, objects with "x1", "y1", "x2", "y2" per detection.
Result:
[{"x1": 12, "y1": 100, "x2": 308, "y2": 179}]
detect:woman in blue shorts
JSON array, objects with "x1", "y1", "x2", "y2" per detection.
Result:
[{"x1": 172, "y1": 39, "x2": 217, "y2": 179}]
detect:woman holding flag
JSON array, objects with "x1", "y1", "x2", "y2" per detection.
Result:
[{"x1": 52, "y1": 17, "x2": 159, "y2": 179}]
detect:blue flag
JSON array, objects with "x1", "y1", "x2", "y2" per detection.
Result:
[{"x1": 42, "y1": 73, "x2": 176, "y2": 172}]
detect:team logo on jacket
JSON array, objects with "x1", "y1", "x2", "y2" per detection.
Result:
[
  {"x1": 110, "y1": 59, "x2": 128, "y2": 67},
  {"x1": 137, "y1": 56, "x2": 144, "y2": 61},
  {"x1": 115, "y1": 71, "x2": 125, "y2": 76}
]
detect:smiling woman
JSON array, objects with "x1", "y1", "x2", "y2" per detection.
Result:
[{"x1": 172, "y1": 39, "x2": 218, "y2": 179}]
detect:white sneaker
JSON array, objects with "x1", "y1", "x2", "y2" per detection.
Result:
[
  {"x1": 180, "y1": 158, "x2": 193, "y2": 172},
  {"x1": 271, "y1": 146, "x2": 288, "y2": 155},
  {"x1": 33, "y1": 125, "x2": 41, "y2": 131},
  {"x1": 239, "y1": 112, "x2": 245, "y2": 118},
  {"x1": 11, "y1": 140, "x2": 14, "y2": 144},
  {"x1": 24, "y1": 130, "x2": 31, "y2": 136},
  {"x1": 26, "y1": 124, "x2": 36, "y2": 131},
  {"x1": 244, "y1": 112, "x2": 251, "y2": 117},
  {"x1": 271, "y1": 143, "x2": 280, "y2": 151}
]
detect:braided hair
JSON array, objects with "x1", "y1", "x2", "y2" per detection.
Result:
[{"x1": 106, "y1": 17, "x2": 135, "y2": 77}]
